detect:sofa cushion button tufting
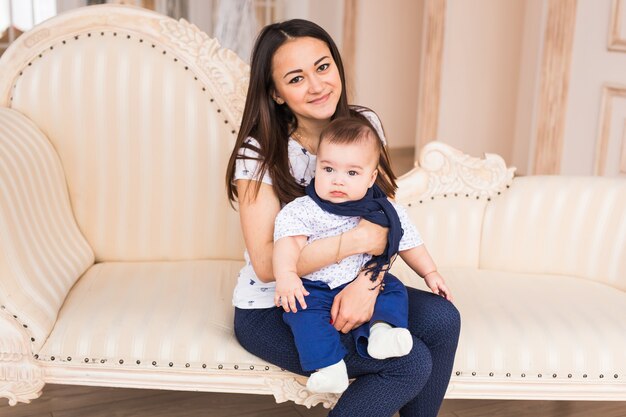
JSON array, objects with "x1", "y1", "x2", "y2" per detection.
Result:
[
  {"x1": 568, "y1": 374, "x2": 572, "y2": 378},
  {"x1": 136, "y1": 360, "x2": 141, "y2": 365},
  {"x1": 84, "y1": 358, "x2": 89, "y2": 363},
  {"x1": 185, "y1": 363, "x2": 190, "y2": 368},
  {"x1": 169, "y1": 362, "x2": 174, "y2": 367},
  {"x1": 218, "y1": 365, "x2": 223, "y2": 369},
  {"x1": 119, "y1": 359, "x2": 124, "y2": 364},
  {"x1": 202, "y1": 364, "x2": 207, "y2": 369},
  {"x1": 234, "y1": 365, "x2": 239, "y2": 370}
]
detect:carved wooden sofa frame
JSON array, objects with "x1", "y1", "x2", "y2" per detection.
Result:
[{"x1": 1, "y1": 4, "x2": 625, "y2": 410}]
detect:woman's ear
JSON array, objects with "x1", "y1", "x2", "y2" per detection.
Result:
[{"x1": 271, "y1": 92, "x2": 285, "y2": 105}]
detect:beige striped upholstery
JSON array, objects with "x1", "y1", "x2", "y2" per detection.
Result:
[
  {"x1": 481, "y1": 177, "x2": 626, "y2": 290},
  {"x1": 393, "y1": 267, "x2": 626, "y2": 380},
  {"x1": 404, "y1": 198, "x2": 488, "y2": 269},
  {"x1": 9, "y1": 25, "x2": 245, "y2": 263},
  {"x1": 39, "y1": 260, "x2": 276, "y2": 370},
  {"x1": 0, "y1": 108, "x2": 94, "y2": 351}
]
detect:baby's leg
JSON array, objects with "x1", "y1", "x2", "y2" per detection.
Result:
[
  {"x1": 367, "y1": 274, "x2": 413, "y2": 359},
  {"x1": 306, "y1": 359, "x2": 349, "y2": 393},
  {"x1": 282, "y1": 280, "x2": 349, "y2": 393}
]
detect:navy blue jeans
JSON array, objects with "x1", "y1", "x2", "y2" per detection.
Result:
[
  {"x1": 234, "y1": 286, "x2": 460, "y2": 417},
  {"x1": 284, "y1": 274, "x2": 408, "y2": 370}
]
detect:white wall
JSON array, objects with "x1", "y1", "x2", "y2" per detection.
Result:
[
  {"x1": 561, "y1": 0, "x2": 626, "y2": 175},
  {"x1": 437, "y1": 0, "x2": 525, "y2": 165},
  {"x1": 352, "y1": 0, "x2": 422, "y2": 149}
]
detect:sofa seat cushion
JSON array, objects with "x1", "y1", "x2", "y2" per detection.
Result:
[
  {"x1": 395, "y1": 266, "x2": 626, "y2": 381},
  {"x1": 38, "y1": 260, "x2": 279, "y2": 371}
]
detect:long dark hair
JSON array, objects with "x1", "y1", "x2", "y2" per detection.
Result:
[{"x1": 225, "y1": 19, "x2": 396, "y2": 206}]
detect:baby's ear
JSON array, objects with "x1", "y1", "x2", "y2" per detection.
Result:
[{"x1": 369, "y1": 169, "x2": 378, "y2": 187}]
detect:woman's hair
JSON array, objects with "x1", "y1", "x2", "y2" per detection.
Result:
[{"x1": 225, "y1": 19, "x2": 397, "y2": 205}]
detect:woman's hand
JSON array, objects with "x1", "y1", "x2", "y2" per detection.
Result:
[
  {"x1": 351, "y1": 219, "x2": 388, "y2": 256},
  {"x1": 330, "y1": 269, "x2": 381, "y2": 333},
  {"x1": 423, "y1": 271, "x2": 453, "y2": 301}
]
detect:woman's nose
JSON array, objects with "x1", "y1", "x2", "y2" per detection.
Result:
[{"x1": 308, "y1": 74, "x2": 324, "y2": 93}]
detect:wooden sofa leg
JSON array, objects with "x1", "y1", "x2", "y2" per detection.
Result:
[
  {"x1": 266, "y1": 376, "x2": 340, "y2": 409},
  {"x1": 0, "y1": 314, "x2": 44, "y2": 406}
]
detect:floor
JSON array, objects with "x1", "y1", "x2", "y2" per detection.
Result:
[{"x1": 2, "y1": 384, "x2": 625, "y2": 417}]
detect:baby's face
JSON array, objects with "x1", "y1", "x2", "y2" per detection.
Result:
[{"x1": 314, "y1": 139, "x2": 378, "y2": 203}]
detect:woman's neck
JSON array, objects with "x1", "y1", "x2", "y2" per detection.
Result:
[{"x1": 293, "y1": 120, "x2": 329, "y2": 155}]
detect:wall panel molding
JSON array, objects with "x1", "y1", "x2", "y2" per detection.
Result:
[
  {"x1": 416, "y1": 0, "x2": 446, "y2": 151},
  {"x1": 595, "y1": 84, "x2": 626, "y2": 175},
  {"x1": 609, "y1": 0, "x2": 626, "y2": 52},
  {"x1": 533, "y1": 0, "x2": 578, "y2": 174}
]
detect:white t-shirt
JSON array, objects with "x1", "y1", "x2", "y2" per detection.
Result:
[
  {"x1": 231, "y1": 110, "x2": 388, "y2": 309},
  {"x1": 274, "y1": 195, "x2": 423, "y2": 289}
]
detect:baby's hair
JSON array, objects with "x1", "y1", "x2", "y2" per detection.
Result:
[{"x1": 319, "y1": 115, "x2": 382, "y2": 160}]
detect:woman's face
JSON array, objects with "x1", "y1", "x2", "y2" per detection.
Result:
[{"x1": 271, "y1": 36, "x2": 342, "y2": 126}]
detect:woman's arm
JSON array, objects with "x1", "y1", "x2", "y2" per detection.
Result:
[
  {"x1": 296, "y1": 219, "x2": 388, "y2": 276},
  {"x1": 236, "y1": 179, "x2": 281, "y2": 282}
]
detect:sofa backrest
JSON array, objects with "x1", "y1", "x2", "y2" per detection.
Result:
[
  {"x1": 0, "y1": 108, "x2": 94, "y2": 350},
  {"x1": 0, "y1": 5, "x2": 248, "y2": 262},
  {"x1": 480, "y1": 176, "x2": 626, "y2": 290},
  {"x1": 395, "y1": 142, "x2": 516, "y2": 269}
]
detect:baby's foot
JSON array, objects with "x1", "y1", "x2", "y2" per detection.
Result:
[
  {"x1": 306, "y1": 360, "x2": 349, "y2": 394},
  {"x1": 367, "y1": 322, "x2": 413, "y2": 359}
]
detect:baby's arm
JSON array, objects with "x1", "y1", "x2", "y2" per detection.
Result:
[
  {"x1": 273, "y1": 235, "x2": 310, "y2": 312},
  {"x1": 399, "y1": 245, "x2": 453, "y2": 301}
]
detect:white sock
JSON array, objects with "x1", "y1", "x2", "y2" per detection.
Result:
[
  {"x1": 306, "y1": 359, "x2": 349, "y2": 394},
  {"x1": 367, "y1": 322, "x2": 413, "y2": 360}
]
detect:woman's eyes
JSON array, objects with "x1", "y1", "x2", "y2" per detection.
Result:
[
  {"x1": 287, "y1": 63, "x2": 330, "y2": 84},
  {"x1": 317, "y1": 63, "x2": 330, "y2": 72}
]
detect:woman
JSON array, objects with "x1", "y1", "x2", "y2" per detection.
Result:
[{"x1": 225, "y1": 19, "x2": 460, "y2": 417}]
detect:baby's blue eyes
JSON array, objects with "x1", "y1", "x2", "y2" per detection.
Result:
[{"x1": 324, "y1": 167, "x2": 333, "y2": 173}]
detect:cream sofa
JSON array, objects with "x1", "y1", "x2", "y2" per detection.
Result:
[{"x1": 1, "y1": 4, "x2": 625, "y2": 410}]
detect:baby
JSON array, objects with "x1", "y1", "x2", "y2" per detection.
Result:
[{"x1": 273, "y1": 116, "x2": 451, "y2": 394}]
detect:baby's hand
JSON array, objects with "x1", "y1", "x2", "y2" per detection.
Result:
[
  {"x1": 275, "y1": 274, "x2": 310, "y2": 313},
  {"x1": 423, "y1": 271, "x2": 453, "y2": 301}
]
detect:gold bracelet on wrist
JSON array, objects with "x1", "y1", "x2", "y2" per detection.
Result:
[{"x1": 335, "y1": 233, "x2": 343, "y2": 264}]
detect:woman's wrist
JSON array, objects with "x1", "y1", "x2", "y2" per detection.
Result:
[{"x1": 339, "y1": 228, "x2": 362, "y2": 259}]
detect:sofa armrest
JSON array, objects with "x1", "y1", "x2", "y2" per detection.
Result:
[{"x1": 0, "y1": 108, "x2": 94, "y2": 352}]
